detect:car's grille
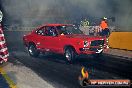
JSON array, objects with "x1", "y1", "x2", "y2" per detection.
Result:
[
  {"x1": 90, "y1": 40, "x2": 104, "y2": 46},
  {"x1": 89, "y1": 48, "x2": 98, "y2": 52}
]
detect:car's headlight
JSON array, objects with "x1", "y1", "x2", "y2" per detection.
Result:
[{"x1": 83, "y1": 41, "x2": 89, "y2": 47}]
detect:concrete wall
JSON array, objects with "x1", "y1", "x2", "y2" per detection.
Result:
[{"x1": 108, "y1": 32, "x2": 132, "y2": 50}]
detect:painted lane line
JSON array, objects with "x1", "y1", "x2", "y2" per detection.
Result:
[{"x1": 0, "y1": 67, "x2": 17, "y2": 88}]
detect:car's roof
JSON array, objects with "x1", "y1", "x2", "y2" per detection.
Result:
[
  {"x1": 35, "y1": 24, "x2": 73, "y2": 30},
  {"x1": 44, "y1": 24, "x2": 73, "y2": 27}
]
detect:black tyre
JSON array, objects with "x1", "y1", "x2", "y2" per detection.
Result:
[
  {"x1": 64, "y1": 47, "x2": 76, "y2": 63},
  {"x1": 28, "y1": 44, "x2": 40, "y2": 57}
]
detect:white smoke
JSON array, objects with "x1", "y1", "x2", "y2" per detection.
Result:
[{"x1": 1, "y1": 0, "x2": 132, "y2": 31}]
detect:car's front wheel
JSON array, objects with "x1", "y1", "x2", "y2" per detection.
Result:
[
  {"x1": 28, "y1": 44, "x2": 40, "y2": 57},
  {"x1": 64, "y1": 47, "x2": 76, "y2": 63}
]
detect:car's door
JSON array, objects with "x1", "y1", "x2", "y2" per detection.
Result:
[
  {"x1": 33, "y1": 27, "x2": 48, "y2": 51},
  {"x1": 42, "y1": 26, "x2": 61, "y2": 53}
]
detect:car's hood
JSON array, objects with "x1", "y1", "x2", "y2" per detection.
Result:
[{"x1": 66, "y1": 34, "x2": 105, "y2": 40}]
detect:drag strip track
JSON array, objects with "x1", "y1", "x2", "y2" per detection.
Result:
[
  {"x1": 4, "y1": 31, "x2": 132, "y2": 88},
  {"x1": 9, "y1": 50, "x2": 132, "y2": 88},
  {"x1": 10, "y1": 52, "x2": 81, "y2": 88},
  {"x1": 77, "y1": 54, "x2": 132, "y2": 79}
]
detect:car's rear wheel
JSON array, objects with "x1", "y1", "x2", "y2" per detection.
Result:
[
  {"x1": 28, "y1": 44, "x2": 40, "y2": 57},
  {"x1": 64, "y1": 47, "x2": 76, "y2": 63}
]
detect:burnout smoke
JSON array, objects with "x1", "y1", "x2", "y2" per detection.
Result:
[{"x1": 0, "y1": 0, "x2": 132, "y2": 31}]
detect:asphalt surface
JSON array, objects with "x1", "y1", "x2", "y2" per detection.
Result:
[{"x1": 3, "y1": 31, "x2": 132, "y2": 88}]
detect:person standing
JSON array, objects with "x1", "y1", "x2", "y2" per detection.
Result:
[{"x1": 100, "y1": 17, "x2": 110, "y2": 36}]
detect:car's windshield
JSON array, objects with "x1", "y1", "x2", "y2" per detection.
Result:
[{"x1": 56, "y1": 25, "x2": 83, "y2": 35}]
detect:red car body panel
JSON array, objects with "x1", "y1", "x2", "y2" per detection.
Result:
[{"x1": 23, "y1": 24, "x2": 108, "y2": 55}]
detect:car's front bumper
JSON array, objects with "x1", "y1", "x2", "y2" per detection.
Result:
[{"x1": 79, "y1": 46, "x2": 107, "y2": 54}]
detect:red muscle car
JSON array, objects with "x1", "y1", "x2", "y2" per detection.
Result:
[{"x1": 23, "y1": 24, "x2": 108, "y2": 62}]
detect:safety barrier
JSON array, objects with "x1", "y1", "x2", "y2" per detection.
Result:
[
  {"x1": 0, "y1": 25, "x2": 9, "y2": 63},
  {"x1": 108, "y1": 32, "x2": 132, "y2": 50}
]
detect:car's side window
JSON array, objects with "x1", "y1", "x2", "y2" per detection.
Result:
[
  {"x1": 36, "y1": 27, "x2": 45, "y2": 36},
  {"x1": 56, "y1": 26, "x2": 68, "y2": 35},
  {"x1": 36, "y1": 29, "x2": 43, "y2": 35},
  {"x1": 45, "y1": 27, "x2": 57, "y2": 36}
]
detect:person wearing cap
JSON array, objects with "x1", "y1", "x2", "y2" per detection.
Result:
[{"x1": 100, "y1": 17, "x2": 110, "y2": 36}]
